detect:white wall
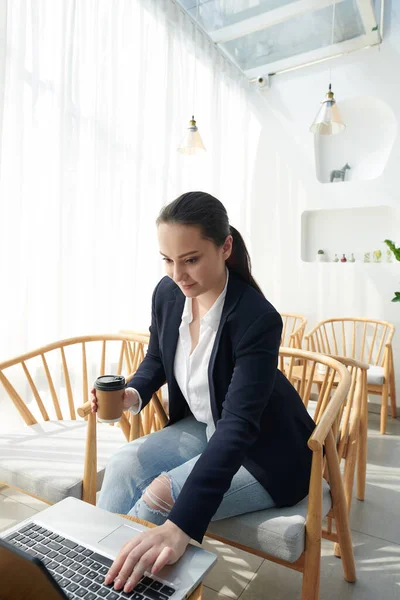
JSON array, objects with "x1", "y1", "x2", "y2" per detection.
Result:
[
  {"x1": 0, "y1": 1, "x2": 6, "y2": 166},
  {"x1": 315, "y1": 95, "x2": 397, "y2": 183},
  {"x1": 247, "y1": 3, "x2": 400, "y2": 407},
  {"x1": 300, "y1": 205, "x2": 400, "y2": 262}
]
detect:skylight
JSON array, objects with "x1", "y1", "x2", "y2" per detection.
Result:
[{"x1": 176, "y1": 0, "x2": 381, "y2": 78}]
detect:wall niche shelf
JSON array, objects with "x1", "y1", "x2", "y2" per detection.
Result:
[
  {"x1": 314, "y1": 96, "x2": 397, "y2": 183},
  {"x1": 301, "y1": 206, "x2": 399, "y2": 263}
]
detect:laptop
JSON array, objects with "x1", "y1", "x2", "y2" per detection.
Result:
[{"x1": 0, "y1": 496, "x2": 217, "y2": 600}]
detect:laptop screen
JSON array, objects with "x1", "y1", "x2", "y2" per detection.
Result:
[{"x1": 0, "y1": 539, "x2": 66, "y2": 600}]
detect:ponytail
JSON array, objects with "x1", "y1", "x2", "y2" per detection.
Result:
[{"x1": 227, "y1": 226, "x2": 263, "y2": 295}]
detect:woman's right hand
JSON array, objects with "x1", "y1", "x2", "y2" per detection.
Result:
[{"x1": 90, "y1": 387, "x2": 139, "y2": 413}]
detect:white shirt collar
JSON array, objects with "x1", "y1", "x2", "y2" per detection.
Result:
[{"x1": 181, "y1": 268, "x2": 229, "y2": 332}]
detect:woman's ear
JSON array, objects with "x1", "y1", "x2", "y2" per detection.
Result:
[{"x1": 222, "y1": 235, "x2": 233, "y2": 260}]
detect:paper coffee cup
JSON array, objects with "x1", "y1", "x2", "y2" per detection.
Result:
[{"x1": 94, "y1": 375, "x2": 126, "y2": 423}]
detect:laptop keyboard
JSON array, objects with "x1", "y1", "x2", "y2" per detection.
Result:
[{"x1": 3, "y1": 522, "x2": 176, "y2": 600}]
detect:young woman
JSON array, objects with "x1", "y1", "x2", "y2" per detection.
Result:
[{"x1": 91, "y1": 191, "x2": 315, "y2": 594}]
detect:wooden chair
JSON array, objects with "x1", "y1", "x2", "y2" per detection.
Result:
[
  {"x1": 280, "y1": 313, "x2": 307, "y2": 349},
  {"x1": 119, "y1": 329, "x2": 169, "y2": 415},
  {"x1": 207, "y1": 349, "x2": 355, "y2": 600},
  {"x1": 285, "y1": 352, "x2": 368, "y2": 555},
  {"x1": 282, "y1": 353, "x2": 369, "y2": 502},
  {"x1": 0, "y1": 333, "x2": 166, "y2": 507},
  {"x1": 70, "y1": 346, "x2": 355, "y2": 599},
  {"x1": 305, "y1": 318, "x2": 396, "y2": 434}
]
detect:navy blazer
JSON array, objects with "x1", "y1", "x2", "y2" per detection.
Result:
[{"x1": 129, "y1": 273, "x2": 315, "y2": 543}]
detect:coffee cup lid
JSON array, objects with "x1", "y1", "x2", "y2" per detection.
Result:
[{"x1": 94, "y1": 375, "x2": 126, "y2": 391}]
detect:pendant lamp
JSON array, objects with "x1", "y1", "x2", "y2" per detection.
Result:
[
  {"x1": 178, "y1": 115, "x2": 206, "y2": 155},
  {"x1": 309, "y1": 3, "x2": 345, "y2": 136},
  {"x1": 177, "y1": 0, "x2": 206, "y2": 154},
  {"x1": 309, "y1": 83, "x2": 346, "y2": 135}
]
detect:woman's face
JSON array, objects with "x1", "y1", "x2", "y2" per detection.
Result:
[{"x1": 157, "y1": 223, "x2": 232, "y2": 298}]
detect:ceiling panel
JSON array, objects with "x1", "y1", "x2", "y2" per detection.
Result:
[
  {"x1": 175, "y1": 0, "x2": 380, "y2": 78},
  {"x1": 221, "y1": 0, "x2": 364, "y2": 71},
  {"x1": 178, "y1": 0, "x2": 296, "y2": 31}
]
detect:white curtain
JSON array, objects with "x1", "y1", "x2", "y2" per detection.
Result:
[{"x1": 0, "y1": 0, "x2": 260, "y2": 363}]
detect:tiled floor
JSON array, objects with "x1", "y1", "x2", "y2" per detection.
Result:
[{"x1": 1, "y1": 412, "x2": 399, "y2": 599}]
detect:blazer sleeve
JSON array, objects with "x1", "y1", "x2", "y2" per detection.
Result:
[
  {"x1": 126, "y1": 282, "x2": 166, "y2": 406},
  {"x1": 167, "y1": 310, "x2": 282, "y2": 542}
]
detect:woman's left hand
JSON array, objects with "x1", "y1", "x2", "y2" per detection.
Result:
[{"x1": 104, "y1": 520, "x2": 191, "y2": 593}]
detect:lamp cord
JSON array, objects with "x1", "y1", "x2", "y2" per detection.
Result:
[
  {"x1": 329, "y1": 1, "x2": 336, "y2": 86},
  {"x1": 193, "y1": 0, "x2": 199, "y2": 119}
]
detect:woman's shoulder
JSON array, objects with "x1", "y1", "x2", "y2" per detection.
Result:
[
  {"x1": 155, "y1": 275, "x2": 177, "y2": 293},
  {"x1": 152, "y1": 276, "x2": 179, "y2": 303},
  {"x1": 230, "y1": 274, "x2": 281, "y2": 321},
  {"x1": 223, "y1": 276, "x2": 282, "y2": 348}
]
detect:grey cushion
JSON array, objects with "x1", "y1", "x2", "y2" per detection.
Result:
[
  {"x1": 367, "y1": 365, "x2": 385, "y2": 385},
  {"x1": 0, "y1": 420, "x2": 127, "y2": 504},
  {"x1": 207, "y1": 480, "x2": 332, "y2": 563}
]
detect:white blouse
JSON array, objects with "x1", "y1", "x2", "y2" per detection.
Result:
[
  {"x1": 130, "y1": 270, "x2": 229, "y2": 440},
  {"x1": 173, "y1": 270, "x2": 229, "y2": 439}
]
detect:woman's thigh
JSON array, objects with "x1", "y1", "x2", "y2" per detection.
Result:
[
  {"x1": 98, "y1": 417, "x2": 207, "y2": 513},
  {"x1": 167, "y1": 457, "x2": 275, "y2": 521},
  {"x1": 212, "y1": 465, "x2": 275, "y2": 520}
]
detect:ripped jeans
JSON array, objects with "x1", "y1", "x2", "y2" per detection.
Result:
[{"x1": 98, "y1": 416, "x2": 275, "y2": 526}]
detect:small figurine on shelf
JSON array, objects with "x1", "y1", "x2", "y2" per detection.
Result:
[
  {"x1": 364, "y1": 252, "x2": 371, "y2": 263},
  {"x1": 316, "y1": 249, "x2": 325, "y2": 262},
  {"x1": 348, "y1": 253, "x2": 355, "y2": 263},
  {"x1": 386, "y1": 249, "x2": 393, "y2": 263},
  {"x1": 373, "y1": 250, "x2": 382, "y2": 263},
  {"x1": 330, "y1": 163, "x2": 351, "y2": 182},
  {"x1": 333, "y1": 254, "x2": 339, "y2": 263},
  {"x1": 341, "y1": 254, "x2": 347, "y2": 263}
]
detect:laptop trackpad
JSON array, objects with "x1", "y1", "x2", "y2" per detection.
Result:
[{"x1": 98, "y1": 524, "x2": 143, "y2": 554}]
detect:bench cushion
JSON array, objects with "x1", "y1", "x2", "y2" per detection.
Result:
[
  {"x1": 207, "y1": 479, "x2": 332, "y2": 563},
  {"x1": 0, "y1": 420, "x2": 126, "y2": 504},
  {"x1": 367, "y1": 365, "x2": 385, "y2": 385}
]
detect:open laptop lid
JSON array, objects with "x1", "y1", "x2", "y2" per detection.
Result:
[{"x1": 0, "y1": 538, "x2": 67, "y2": 600}]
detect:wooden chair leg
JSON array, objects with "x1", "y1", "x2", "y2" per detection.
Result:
[
  {"x1": 302, "y1": 552, "x2": 320, "y2": 600},
  {"x1": 335, "y1": 434, "x2": 357, "y2": 557},
  {"x1": 82, "y1": 411, "x2": 97, "y2": 505},
  {"x1": 326, "y1": 432, "x2": 356, "y2": 583},
  {"x1": 343, "y1": 439, "x2": 357, "y2": 512},
  {"x1": 380, "y1": 383, "x2": 389, "y2": 435},
  {"x1": 389, "y1": 353, "x2": 397, "y2": 419},
  {"x1": 357, "y1": 376, "x2": 368, "y2": 501},
  {"x1": 301, "y1": 449, "x2": 322, "y2": 600}
]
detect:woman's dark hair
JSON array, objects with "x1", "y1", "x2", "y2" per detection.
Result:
[{"x1": 157, "y1": 191, "x2": 263, "y2": 295}]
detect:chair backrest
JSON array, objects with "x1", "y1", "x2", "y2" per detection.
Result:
[
  {"x1": 0, "y1": 333, "x2": 150, "y2": 426},
  {"x1": 278, "y1": 348, "x2": 352, "y2": 551},
  {"x1": 305, "y1": 318, "x2": 395, "y2": 366},
  {"x1": 326, "y1": 356, "x2": 367, "y2": 466},
  {"x1": 280, "y1": 348, "x2": 352, "y2": 442},
  {"x1": 280, "y1": 313, "x2": 307, "y2": 349},
  {"x1": 280, "y1": 348, "x2": 367, "y2": 513}
]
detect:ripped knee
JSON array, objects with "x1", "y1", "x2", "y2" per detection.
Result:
[{"x1": 142, "y1": 473, "x2": 175, "y2": 515}]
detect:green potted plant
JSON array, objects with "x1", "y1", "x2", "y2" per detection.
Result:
[
  {"x1": 316, "y1": 249, "x2": 325, "y2": 263},
  {"x1": 384, "y1": 239, "x2": 400, "y2": 302}
]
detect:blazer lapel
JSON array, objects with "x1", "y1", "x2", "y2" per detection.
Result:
[
  {"x1": 163, "y1": 287, "x2": 185, "y2": 382},
  {"x1": 208, "y1": 274, "x2": 246, "y2": 421}
]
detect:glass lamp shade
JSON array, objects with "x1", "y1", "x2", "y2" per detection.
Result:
[
  {"x1": 310, "y1": 88, "x2": 346, "y2": 135},
  {"x1": 177, "y1": 116, "x2": 206, "y2": 154}
]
